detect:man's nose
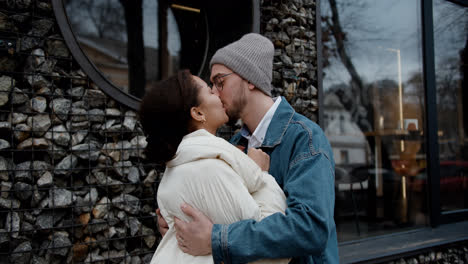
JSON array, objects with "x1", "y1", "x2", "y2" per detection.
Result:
[{"x1": 212, "y1": 87, "x2": 220, "y2": 96}]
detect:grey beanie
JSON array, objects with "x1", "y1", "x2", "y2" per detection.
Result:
[{"x1": 210, "y1": 33, "x2": 274, "y2": 96}]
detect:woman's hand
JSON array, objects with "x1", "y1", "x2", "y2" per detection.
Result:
[
  {"x1": 248, "y1": 148, "x2": 270, "y2": 171},
  {"x1": 156, "y1": 208, "x2": 169, "y2": 237}
]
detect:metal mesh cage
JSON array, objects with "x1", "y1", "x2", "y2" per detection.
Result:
[{"x1": 0, "y1": 1, "x2": 163, "y2": 263}]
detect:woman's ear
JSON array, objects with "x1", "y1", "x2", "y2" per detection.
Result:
[{"x1": 190, "y1": 106, "x2": 206, "y2": 123}]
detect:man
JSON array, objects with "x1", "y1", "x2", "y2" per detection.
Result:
[{"x1": 158, "y1": 33, "x2": 339, "y2": 263}]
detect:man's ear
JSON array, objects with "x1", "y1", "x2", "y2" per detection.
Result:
[
  {"x1": 247, "y1": 81, "x2": 255, "y2": 91},
  {"x1": 190, "y1": 106, "x2": 205, "y2": 122}
]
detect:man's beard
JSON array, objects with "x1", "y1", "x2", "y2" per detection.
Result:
[{"x1": 226, "y1": 94, "x2": 246, "y2": 127}]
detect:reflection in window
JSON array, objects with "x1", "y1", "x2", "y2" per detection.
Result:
[
  {"x1": 322, "y1": 0, "x2": 428, "y2": 241},
  {"x1": 64, "y1": 0, "x2": 206, "y2": 98},
  {"x1": 433, "y1": 0, "x2": 468, "y2": 212}
]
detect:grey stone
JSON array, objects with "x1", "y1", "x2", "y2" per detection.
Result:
[
  {"x1": 88, "y1": 109, "x2": 105, "y2": 123},
  {"x1": 280, "y1": 53, "x2": 293, "y2": 66},
  {"x1": 49, "y1": 231, "x2": 71, "y2": 256},
  {"x1": 72, "y1": 143, "x2": 100, "y2": 161},
  {"x1": 31, "y1": 255, "x2": 47, "y2": 264},
  {"x1": 0, "y1": 197, "x2": 20, "y2": 209},
  {"x1": 130, "y1": 256, "x2": 142, "y2": 264},
  {"x1": 36, "y1": 86, "x2": 51, "y2": 96},
  {"x1": 45, "y1": 125, "x2": 70, "y2": 146},
  {"x1": 17, "y1": 137, "x2": 49, "y2": 150},
  {"x1": 14, "y1": 182, "x2": 33, "y2": 200},
  {"x1": 26, "y1": 74, "x2": 50, "y2": 90},
  {"x1": 37, "y1": 171, "x2": 53, "y2": 188},
  {"x1": 127, "y1": 166, "x2": 140, "y2": 183},
  {"x1": 0, "y1": 75, "x2": 15, "y2": 106},
  {"x1": 130, "y1": 136, "x2": 147, "y2": 158},
  {"x1": 21, "y1": 221, "x2": 35, "y2": 232},
  {"x1": 92, "y1": 197, "x2": 110, "y2": 219},
  {"x1": 141, "y1": 225, "x2": 156, "y2": 248},
  {"x1": 106, "y1": 108, "x2": 121, "y2": 117},
  {"x1": 278, "y1": 31, "x2": 291, "y2": 43},
  {"x1": 67, "y1": 86, "x2": 85, "y2": 97},
  {"x1": 54, "y1": 155, "x2": 78, "y2": 175},
  {"x1": 282, "y1": 68, "x2": 298, "y2": 80},
  {"x1": 50, "y1": 98, "x2": 71, "y2": 121},
  {"x1": 102, "y1": 119, "x2": 116, "y2": 130},
  {"x1": 38, "y1": 59, "x2": 56, "y2": 74},
  {"x1": 33, "y1": 19, "x2": 54, "y2": 36},
  {"x1": 87, "y1": 218, "x2": 109, "y2": 234},
  {"x1": 280, "y1": 17, "x2": 296, "y2": 26},
  {"x1": 49, "y1": 188, "x2": 73, "y2": 207},
  {"x1": 14, "y1": 123, "x2": 31, "y2": 142},
  {"x1": 293, "y1": 62, "x2": 308, "y2": 75},
  {"x1": 85, "y1": 251, "x2": 105, "y2": 264},
  {"x1": 0, "y1": 122, "x2": 11, "y2": 133},
  {"x1": 143, "y1": 169, "x2": 159, "y2": 187},
  {"x1": 123, "y1": 110, "x2": 137, "y2": 131},
  {"x1": 85, "y1": 89, "x2": 106, "y2": 108},
  {"x1": 35, "y1": 210, "x2": 66, "y2": 230},
  {"x1": 0, "y1": 228, "x2": 8, "y2": 245},
  {"x1": 48, "y1": 143, "x2": 67, "y2": 160},
  {"x1": 113, "y1": 160, "x2": 133, "y2": 178},
  {"x1": 31, "y1": 161, "x2": 51, "y2": 178},
  {"x1": 70, "y1": 120, "x2": 89, "y2": 131},
  {"x1": 5, "y1": 211, "x2": 20, "y2": 238},
  {"x1": 11, "y1": 112, "x2": 27, "y2": 124},
  {"x1": 128, "y1": 217, "x2": 141, "y2": 236},
  {"x1": 15, "y1": 161, "x2": 33, "y2": 182},
  {"x1": 71, "y1": 130, "x2": 88, "y2": 146},
  {"x1": 70, "y1": 108, "x2": 88, "y2": 122},
  {"x1": 46, "y1": 38, "x2": 69, "y2": 58},
  {"x1": 0, "y1": 181, "x2": 12, "y2": 198},
  {"x1": 0, "y1": 156, "x2": 9, "y2": 181},
  {"x1": 91, "y1": 171, "x2": 124, "y2": 193},
  {"x1": 112, "y1": 194, "x2": 140, "y2": 215},
  {"x1": 101, "y1": 250, "x2": 130, "y2": 263},
  {"x1": 80, "y1": 188, "x2": 99, "y2": 212},
  {"x1": 28, "y1": 49, "x2": 45, "y2": 69},
  {"x1": 27, "y1": 114, "x2": 51, "y2": 136},
  {"x1": 72, "y1": 101, "x2": 88, "y2": 111},
  {"x1": 11, "y1": 241, "x2": 32, "y2": 264}
]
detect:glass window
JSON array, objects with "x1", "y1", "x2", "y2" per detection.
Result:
[
  {"x1": 64, "y1": 0, "x2": 207, "y2": 98},
  {"x1": 433, "y1": 0, "x2": 468, "y2": 212},
  {"x1": 321, "y1": 0, "x2": 428, "y2": 241}
]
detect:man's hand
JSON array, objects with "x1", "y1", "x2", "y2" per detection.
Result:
[
  {"x1": 156, "y1": 208, "x2": 169, "y2": 237},
  {"x1": 174, "y1": 203, "x2": 213, "y2": 256},
  {"x1": 248, "y1": 148, "x2": 270, "y2": 171}
]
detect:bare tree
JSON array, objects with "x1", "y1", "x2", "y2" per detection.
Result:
[{"x1": 322, "y1": 0, "x2": 373, "y2": 132}]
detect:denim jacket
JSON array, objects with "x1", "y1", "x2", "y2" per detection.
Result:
[{"x1": 212, "y1": 97, "x2": 339, "y2": 264}]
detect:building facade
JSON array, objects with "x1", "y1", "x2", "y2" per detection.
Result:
[{"x1": 0, "y1": 0, "x2": 466, "y2": 263}]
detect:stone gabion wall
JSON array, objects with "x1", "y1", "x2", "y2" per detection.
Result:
[
  {"x1": 383, "y1": 242, "x2": 468, "y2": 264},
  {"x1": 261, "y1": 0, "x2": 318, "y2": 122},
  {"x1": 0, "y1": 0, "x2": 320, "y2": 263},
  {"x1": 0, "y1": 1, "x2": 160, "y2": 263}
]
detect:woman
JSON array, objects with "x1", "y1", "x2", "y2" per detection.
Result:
[{"x1": 139, "y1": 70, "x2": 288, "y2": 264}]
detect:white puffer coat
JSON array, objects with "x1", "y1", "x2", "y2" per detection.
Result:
[{"x1": 150, "y1": 129, "x2": 288, "y2": 264}]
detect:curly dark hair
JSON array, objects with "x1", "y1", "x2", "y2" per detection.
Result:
[{"x1": 139, "y1": 70, "x2": 201, "y2": 164}]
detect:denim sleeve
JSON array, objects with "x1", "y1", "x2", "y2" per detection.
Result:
[{"x1": 211, "y1": 152, "x2": 336, "y2": 264}]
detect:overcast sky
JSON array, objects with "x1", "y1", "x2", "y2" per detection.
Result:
[{"x1": 321, "y1": 0, "x2": 467, "y2": 90}]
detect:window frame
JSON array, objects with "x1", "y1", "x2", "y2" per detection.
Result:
[{"x1": 316, "y1": 0, "x2": 468, "y2": 254}]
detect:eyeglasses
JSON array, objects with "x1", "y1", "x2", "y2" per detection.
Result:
[{"x1": 212, "y1": 72, "x2": 234, "y2": 91}]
